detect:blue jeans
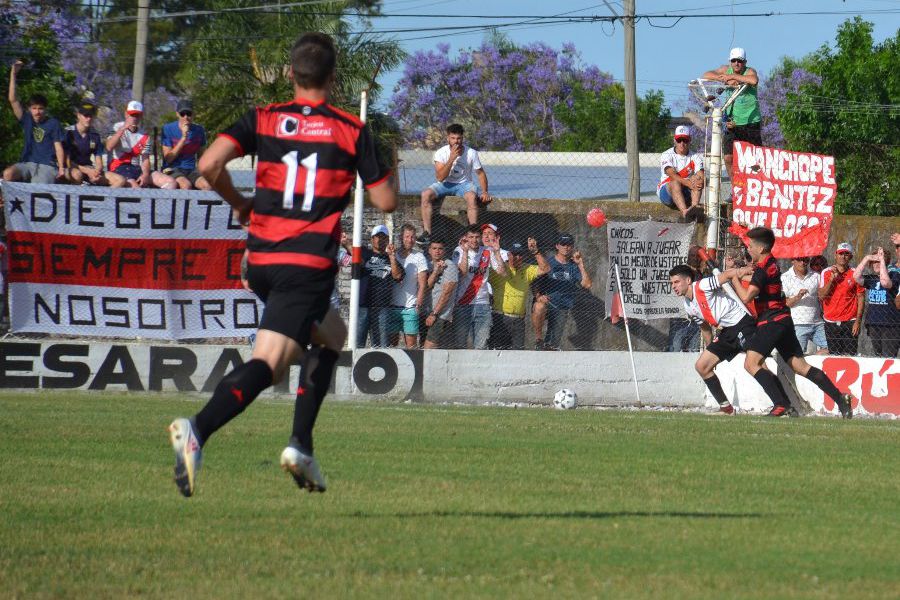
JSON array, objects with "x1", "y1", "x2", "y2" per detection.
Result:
[
  {"x1": 667, "y1": 318, "x2": 700, "y2": 352},
  {"x1": 358, "y1": 306, "x2": 391, "y2": 348},
  {"x1": 453, "y1": 304, "x2": 492, "y2": 349},
  {"x1": 428, "y1": 180, "x2": 476, "y2": 200},
  {"x1": 545, "y1": 307, "x2": 570, "y2": 350},
  {"x1": 794, "y1": 322, "x2": 827, "y2": 353}
]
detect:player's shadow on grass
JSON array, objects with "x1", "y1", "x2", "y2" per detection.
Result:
[{"x1": 346, "y1": 510, "x2": 764, "y2": 520}]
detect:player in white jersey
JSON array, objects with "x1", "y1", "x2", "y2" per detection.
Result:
[
  {"x1": 669, "y1": 264, "x2": 765, "y2": 414},
  {"x1": 658, "y1": 125, "x2": 705, "y2": 221}
]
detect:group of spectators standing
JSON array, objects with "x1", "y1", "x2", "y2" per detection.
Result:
[
  {"x1": 2, "y1": 60, "x2": 209, "y2": 192},
  {"x1": 351, "y1": 222, "x2": 592, "y2": 350}
]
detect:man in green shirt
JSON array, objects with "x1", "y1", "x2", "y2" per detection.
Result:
[
  {"x1": 488, "y1": 237, "x2": 549, "y2": 350},
  {"x1": 703, "y1": 47, "x2": 761, "y2": 185}
]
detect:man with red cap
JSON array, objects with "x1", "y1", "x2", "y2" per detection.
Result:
[
  {"x1": 657, "y1": 125, "x2": 705, "y2": 221},
  {"x1": 818, "y1": 242, "x2": 864, "y2": 355}
]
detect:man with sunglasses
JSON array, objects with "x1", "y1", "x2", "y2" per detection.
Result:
[
  {"x1": 703, "y1": 47, "x2": 761, "y2": 185},
  {"x1": 161, "y1": 99, "x2": 211, "y2": 190},
  {"x1": 657, "y1": 125, "x2": 705, "y2": 221},
  {"x1": 781, "y1": 256, "x2": 828, "y2": 355}
]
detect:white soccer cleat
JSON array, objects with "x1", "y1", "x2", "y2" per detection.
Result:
[
  {"x1": 168, "y1": 418, "x2": 202, "y2": 497},
  {"x1": 280, "y1": 446, "x2": 327, "y2": 493}
]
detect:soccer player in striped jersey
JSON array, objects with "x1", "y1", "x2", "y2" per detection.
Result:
[
  {"x1": 729, "y1": 227, "x2": 852, "y2": 418},
  {"x1": 167, "y1": 32, "x2": 396, "y2": 497},
  {"x1": 670, "y1": 264, "x2": 776, "y2": 415}
]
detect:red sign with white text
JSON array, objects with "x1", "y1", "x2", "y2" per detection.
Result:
[{"x1": 730, "y1": 142, "x2": 836, "y2": 258}]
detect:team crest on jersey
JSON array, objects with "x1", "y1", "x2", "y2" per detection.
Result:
[
  {"x1": 302, "y1": 105, "x2": 312, "y2": 116},
  {"x1": 276, "y1": 114, "x2": 300, "y2": 137},
  {"x1": 33, "y1": 127, "x2": 45, "y2": 143}
]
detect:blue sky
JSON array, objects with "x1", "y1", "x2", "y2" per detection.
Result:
[{"x1": 368, "y1": 0, "x2": 900, "y2": 112}]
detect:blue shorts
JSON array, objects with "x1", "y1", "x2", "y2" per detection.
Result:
[
  {"x1": 428, "y1": 180, "x2": 476, "y2": 200},
  {"x1": 388, "y1": 307, "x2": 419, "y2": 335},
  {"x1": 657, "y1": 184, "x2": 676, "y2": 207},
  {"x1": 114, "y1": 163, "x2": 142, "y2": 180}
]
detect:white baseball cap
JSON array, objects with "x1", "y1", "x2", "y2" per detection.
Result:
[
  {"x1": 836, "y1": 242, "x2": 853, "y2": 254},
  {"x1": 371, "y1": 224, "x2": 389, "y2": 237},
  {"x1": 674, "y1": 125, "x2": 691, "y2": 140},
  {"x1": 729, "y1": 47, "x2": 747, "y2": 61},
  {"x1": 126, "y1": 100, "x2": 144, "y2": 115}
]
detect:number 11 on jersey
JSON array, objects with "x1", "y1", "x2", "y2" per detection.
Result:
[{"x1": 281, "y1": 151, "x2": 318, "y2": 211}]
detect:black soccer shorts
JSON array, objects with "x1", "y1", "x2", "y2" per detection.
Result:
[
  {"x1": 747, "y1": 315, "x2": 805, "y2": 360},
  {"x1": 246, "y1": 263, "x2": 335, "y2": 347},
  {"x1": 706, "y1": 314, "x2": 757, "y2": 362}
]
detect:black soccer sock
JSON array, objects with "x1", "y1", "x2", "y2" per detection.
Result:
[
  {"x1": 753, "y1": 369, "x2": 789, "y2": 407},
  {"x1": 702, "y1": 375, "x2": 730, "y2": 406},
  {"x1": 805, "y1": 366, "x2": 843, "y2": 402},
  {"x1": 194, "y1": 359, "x2": 273, "y2": 444},
  {"x1": 773, "y1": 375, "x2": 791, "y2": 405},
  {"x1": 291, "y1": 347, "x2": 340, "y2": 455}
]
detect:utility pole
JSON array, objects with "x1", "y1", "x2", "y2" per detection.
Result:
[
  {"x1": 623, "y1": 0, "x2": 640, "y2": 202},
  {"x1": 132, "y1": 0, "x2": 150, "y2": 102}
]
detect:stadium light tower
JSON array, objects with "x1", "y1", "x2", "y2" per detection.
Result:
[{"x1": 688, "y1": 79, "x2": 748, "y2": 259}]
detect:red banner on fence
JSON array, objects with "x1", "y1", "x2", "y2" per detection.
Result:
[{"x1": 730, "y1": 142, "x2": 836, "y2": 258}]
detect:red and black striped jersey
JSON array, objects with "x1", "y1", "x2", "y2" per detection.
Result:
[
  {"x1": 750, "y1": 255, "x2": 790, "y2": 323},
  {"x1": 220, "y1": 98, "x2": 390, "y2": 271}
]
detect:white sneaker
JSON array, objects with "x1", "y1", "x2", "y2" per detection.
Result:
[
  {"x1": 168, "y1": 418, "x2": 202, "y2": 497},
  {"x1": 280, "y1": 446, "x2": 327, "y2": 493}
]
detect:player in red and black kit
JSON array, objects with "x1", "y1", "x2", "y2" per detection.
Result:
[
  {"x1": 167, "y1": 32, "x2": 396, "y2": 497},
  {"x1": 730, "y1": 227, "x2": 852, "y2": 418}
]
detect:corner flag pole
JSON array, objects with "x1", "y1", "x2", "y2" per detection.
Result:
[{"x1": 613, "y1": 259, "x2": 642, "y2": 407}]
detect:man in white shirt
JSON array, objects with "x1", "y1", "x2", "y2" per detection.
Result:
[
  {"x1": 451, "y1": 223, "x2": 506, "y2": 349},
  {"x1": 390, "y1": 223, "x2": 428, "y2": 348},
  {"x1": 669, "y1": 263, "x2": 783, "y2": 415},
  {"x1": 419, "y1": 123, "x2": 491, "y2": 243},
  {"x1": 105, "y1": 100, "x2": 176, "y2": 189},
  {"x1": 781, "y1": 256, "x2": 828, "y2": 355},
  {"x1": 658, "y1": 125, "x2": 704, "y2": 221}
]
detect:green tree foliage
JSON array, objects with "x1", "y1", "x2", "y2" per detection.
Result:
[
  {"x1": 552, "y1": 83, "x2": 671, "y2": 152},
  {"x1": 775, "y1": 18, "x2": 900, "y2": 215},
  {"x1": 174, "y1": 1, "x2": 402, "y2": 134}
]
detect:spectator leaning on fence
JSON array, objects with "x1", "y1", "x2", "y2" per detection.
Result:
[
  {"x1": 532, "y1": 232, "x2": 592, "y2": 351},
  {"x1": 488, "y1": 237, "x2": 550, "y2": 350},
  {"x1": 105, "y1": 101, "x2": 176, "y2": 189},
  {"x1": 161, "y1": 99, "x2": 211, "y2": 190},
  {"x1": 453, "y1": 223, "x2": 506, "y2": 349},
  {"x1": 702, "y1": 47, "x2": 761, "y2": 185},
  {"x1": 419, "y1": 123, "x2": 491, "y2": 245},
  {"x1": 352, "y1": 224, "x2": 402, "y2": 348},
  {"x1": 63, "y1": 97, "x2": 107, "y2": 186},
  {"x1": 3, "y1": 59, "x2": 65, "y2": 185},
  {"x1": 818, "y1": 242, "x2": 864, "y2": 356},
  {"x1": 853, "y1": 246, "x2": 900, "y2": 358},
  {"x1": 390, "y1": 223, "x2": 428, "y2": 349},
  {"x1": 657, "y1": 125, "x2": 705, "y2": 221},
  {"x1": 781, "y1": 256, "x2": 828, "y2": 355},
  {"x1": 421, "y1": 238, "x2": 458, "y2": 349}
]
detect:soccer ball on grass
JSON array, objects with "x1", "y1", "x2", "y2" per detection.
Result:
[{"x1": 553, "y1": 389, "x2": 577, "y2": 410}]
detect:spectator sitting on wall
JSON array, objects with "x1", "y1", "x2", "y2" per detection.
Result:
[
  {"x1": 161, "y1": 99, "x2": 211, "y2": 190},
  {"x1": 390, "y1": 223, "x2": 428, "y2": 349},
  {"x1": 657, "y1": 125, "x2": 705, "y2": 221},
  {"x1": 105, "y1": 101, "x2": 176, "y2": 189},
  {"x1": 702, "y1": 47, "x2": 761, "y2": 185},
  {"x1": 853, "y1": 246, "x2": 900, "y2": 358},
  {"x1": 452, "y1": 223, "x2": 506, "y2": 349},
  {"x1": 63, "y1": 98, "x2": 107, "y2": 186},
  {"x1": 782, "y1": 256, "x2": 828, "y2": 355},
  {"x1": 532, "y1": 232, "x2": 592, "y2": 351},
  {"x1": 421, "y1": 238, "x2": 458, "y2": 349},
  {"x1": 3, "y1": 60, "x2": 65, "y2": 185},
  {"x1": 488, "y1": 237, "x2": 550, "y2": 350},
  {"x1": 348, "y1": 224, "x2": 403, "y2": 348},
  {"x1": 419, "y1": 123, "x2": 491, "y2": 245},
  {"x1": 818, "y1": 242, "x2": 864, "y2": 356}
]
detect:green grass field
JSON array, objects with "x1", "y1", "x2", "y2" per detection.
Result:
[{"x1": 1, "y1": 392, "x2": 898, "y2": 599}]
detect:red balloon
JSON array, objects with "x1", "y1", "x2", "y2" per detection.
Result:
[{"x1": 587, "y1": 208, "x2": 606, "y2": 228}]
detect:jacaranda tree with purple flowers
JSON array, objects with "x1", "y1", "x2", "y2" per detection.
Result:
[{"x1": 390, "y1": 41, "x2": 615, "y2": 151}]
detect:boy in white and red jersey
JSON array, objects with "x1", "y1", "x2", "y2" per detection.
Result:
[
  {"x1": 167, "y1": 33, "x2": 396, "y2": 498},
  {"x1": 105, "y1": 100, "x2": 176, "y2": 189},
  {"x1": 669, "y1": 264, "x2": 763, "y2": 414},
  {"x1": 657, "y1": 125, "x2": 705, "y2": 221}
]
